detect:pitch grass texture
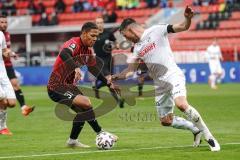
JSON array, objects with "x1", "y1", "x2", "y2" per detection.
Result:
[{"x1": 0, "y1": 84, "x2": 240, "y2": 160}]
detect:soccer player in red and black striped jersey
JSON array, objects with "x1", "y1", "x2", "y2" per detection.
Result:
[
  {"x1": 47, "y1": 22, "x2": 119, "y2": 147},
  {"x1": 0, "y1": 15, "x2": 34, "y2": 117}
]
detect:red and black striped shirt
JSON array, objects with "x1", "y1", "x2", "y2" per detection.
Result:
[{"x1": 47, "y1": 37, "x2": 96, "y2": 90}]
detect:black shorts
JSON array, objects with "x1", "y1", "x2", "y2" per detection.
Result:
[
  {"x1": 137, "y1": 63, "x2": 148, "y2": 76},
  {"x1": 6, "y1": 66, "x2": 17, "y2": 80},
  {"x1": 47, "y1": 85, "x2": 83, "y2": 107}
]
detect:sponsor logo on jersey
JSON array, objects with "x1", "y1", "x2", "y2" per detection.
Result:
[
  {"x1": 139, "y1": 42, "x2": 156, "y2": 57},
  {"x1": 69, "y1": 43, "x2": 76, "y2": 50}
]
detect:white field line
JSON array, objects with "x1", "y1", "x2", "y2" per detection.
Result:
[{"x1": 0, "y1": 142, "x2": 240, "y2": 159}]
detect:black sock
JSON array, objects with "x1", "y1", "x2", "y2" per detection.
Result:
[
  {"x1": 85, "y1": 108, "x2": 102, "y2": 133},
  {"x1": 110, "y1": 90, "x2": 119, "y2": 102},
  {"x1": 110, "y1": 90, "x2": 124, "y2": 108},
  {"x1": 138, "y1": 83, "x2": 143, "y2": 96},
  {"x1": 93, "y1": 86, "x2": 100, "y2": 98},
  {"x1": 71, "y1": 105, "x2": 102, "y2": 134},
  {"x1": 87, "y1": 119, "x2": 102, "y2": 133},
  {"x1": 15, "y1": 89, "x2": 25, "y2": 107},
  {"x1": 70, "y1": 114, "x2": 85, "y2": 139}
]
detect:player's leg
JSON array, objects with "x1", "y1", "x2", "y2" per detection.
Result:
[
  {"x1": 6, "y1": 66, "x2": 34, "y2": 116},
  {"x1": 94, "y1": 78, "x2": 106, "y2": 98},
  {"x1": 72, "y1": 84, "x2": 118, "y2": 139},
  {"x1": 0, "y1": 98, "x2": 8, "y2": 134},
  {"x1": 0, "y1": 98, "x2": 16, "y2": 136},
  {"x1": 48, "y1": 88, "x2": 90, "y2": 147},
  {"x1": 49, "y1": 86, "x2": 117, "y2": 147},
  {"x1": 170, "y1": 73, "x2": 217, "y2": 149},
  {"x1": 174, "y1": 96, "x2": 220, "y2": 151},
  {"x1": 158, "y1": 75, "x2": 203, "y2": 147},
  {"x1": 208, "y1": 62, "x2": 217, "y2": 89},
  {"x1": 71, "y1": 94, "x2": 119, "y2": 147},
  {"x1": 156, "y1": 92, "x2": 200, "y2": 136},
  {"x1": 0, "y1": 84, "x2": 7, "y2": 133},
  {"x1": 215, "y1": 62, "x2": 223, "y2": 84},
  {"x1": 138, "y1": 74, "x2": 144, "y2": 97},
  {"x1": 0, "y1": 79, "x2": 16, "y2": 135}
]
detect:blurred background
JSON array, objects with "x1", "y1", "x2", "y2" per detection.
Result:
[{"x1": 1, "y1": 0, "x2": 240, "y2": 85}]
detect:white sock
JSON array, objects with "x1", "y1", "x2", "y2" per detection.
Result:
[
  {"x1": 209, "y1": 75, "x2": 216, "y2": 88},
  {"x1": 0, "y1": 110, "x2": 7, "y2": 130},
  {"x1": 184, "y1": 105, "x2": 213, "y2": 140},
  {"x1": 216, "y1": 75, "x2": 222, "y2": 83},
  {"x1": 171, "y1": 116, "x2": 199, "y2": 134}
]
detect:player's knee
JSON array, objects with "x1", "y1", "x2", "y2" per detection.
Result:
[
  {"x1": 175, "y1": 98, "x2": 189, "y2": 112},
  {"x1": 73, "y1": 95, "x2": 92, "y2": 110},
  {"x1": 0, "y1": 99, "x2": 8, "y2": 107},
  {"x1": 7, "y1": 99, "x2": 16, "y2": 108},
  {"x1": 160, "y1": 114, "x2": 173, "y2": 126}
]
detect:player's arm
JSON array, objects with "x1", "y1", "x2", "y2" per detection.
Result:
[
  {"x1": 59, "y1": 48, "x2": 82, "y2": 83},
  {"x1": 2, "y1": 48, "x2": 12, "y2": 58},
  {"x1": 88, "y1": 63, "x2": 120, "y2": 94},
  {"x1": 2, "y1": 48, "x2": 18, "y2": 59},
  {"x1": 112, "y1": 59, "x2": 139, "y2": 80},
  {"x1": 171, "y1": 6, "x2": 194, "y2": 33}
]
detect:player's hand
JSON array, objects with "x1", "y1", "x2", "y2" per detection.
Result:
[
  {"x1": 184, "y1": 6, "x2": 194, "y2": 19},
  {"x1": 74, "y1": 68, "x2": 82, "y2": 85},
  {"x1": 11, "y1": 52, "x2": 19, "y2": 60},
  {"x1": 111, "y1": 74, "x2": 118, "y2": 81},
  {"x1": 2, "y1": 48, "x2": 12, "y2": 58},
  {"x1": 105, "y1": 75, "x2": 112, "y2": 83},
  {"x1": 109, "y1": 82, "x2": 121, "y2": 95}
]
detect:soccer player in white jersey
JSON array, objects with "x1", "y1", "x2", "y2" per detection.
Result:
[
  {"x1": 0, "y1": 31, "x2": 16, "y2": 135},
  {"x1": 112, "y1": 6, "x2": 220, "y2": 152},
  {"x1": 206, "y1": 39, "x2": 223, "y2": 89}
]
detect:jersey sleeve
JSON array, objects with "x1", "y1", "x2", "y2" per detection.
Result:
[
  {"x1": 109, "y1": 32, "x2": 116, "y2": 42},
  {"x1": 0, "y1": 32, "x2": 7, "y2": 49},
  {"x1": 66, "y1": 42, "x2": 78, "y2": 55},
  {"x1": 154, "y1": 23, "x2": 169, "y2": 36}
]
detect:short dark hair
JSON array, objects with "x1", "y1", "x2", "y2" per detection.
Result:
[
  {"x1": 119, "y1": 18, "x2": 136, "y2": 32},
  {"x1": 81, "y1": 22, "x2": 98, "y2": 33},
  {"x1": 0, "y1": 15, "x2": 7, "y2": 18}
]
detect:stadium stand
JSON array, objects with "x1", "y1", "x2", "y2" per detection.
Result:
[
  {"x1": 171, "y1": 0, "x2": 240, "y2": 61},
  {"x1": 1, "y1": 0, "x2": 240, "y2": 65},
  {"x1": 0, "y1": 0, "x2": 160, "y2": 26}
]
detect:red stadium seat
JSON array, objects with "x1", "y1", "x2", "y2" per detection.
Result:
[
  {"x1": 65, "y1": 6, "x2": 72, "y2": 13},
  {"x1": 230, "y1": 12, "x2": 240, "y2": 20},
  {"x1": 32, "y1": 15, "x2": 41, "y2": 23},
  {"x1": 219, "y1": 20, "x2": 240, "y2": 29},
  {"x1": 63, "y1": 0, "x2": 75, "y2": 6},
  {"x1": 17, "y1": 9, "x2": 28, "y2": 15},
  {"x1": 42, "y1": 0, "x2": 56, "y2": 8},
  {"x1": 15, "y1": 1, "x2": 29, "y2": 9},
  {"x1": 46, "y1": 7, "x2": 54, "y2": 14}
]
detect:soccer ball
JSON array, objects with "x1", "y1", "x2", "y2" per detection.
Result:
[{"x1": 96, "y1": 132, "x2": 115, "y2": 150}]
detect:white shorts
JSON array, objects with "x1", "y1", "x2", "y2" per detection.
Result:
[
  {"x1": 155, "y1": 72, "x2": 186, "y2": 118},
  {"x1": 0, "y1": 76, "x2": 16, "y2": 100},
  {"x1": 209, "y1": 60, "x2": 222, "y2": 74}
]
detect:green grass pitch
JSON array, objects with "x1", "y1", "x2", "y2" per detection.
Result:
[{"x1": 0, "y1": 84, "x2": 240, "y2": 160}]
